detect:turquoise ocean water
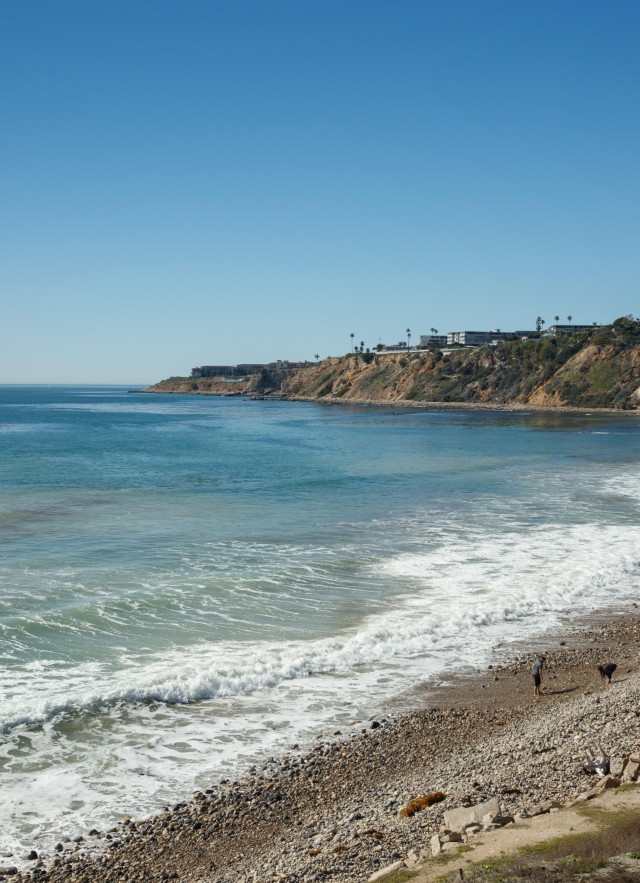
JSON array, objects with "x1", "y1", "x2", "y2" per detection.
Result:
[{"x1": 1, "y1": 385, "x2": 639, "y2": 856}]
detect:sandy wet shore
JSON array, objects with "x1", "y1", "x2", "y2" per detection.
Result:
[{"x1": 11, "y1": 608, "x2": 640, "y2": 883}]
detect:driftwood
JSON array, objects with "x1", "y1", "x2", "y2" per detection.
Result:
[{"x1": 584, "y1": 744, "x2": 610, "y2": 776}]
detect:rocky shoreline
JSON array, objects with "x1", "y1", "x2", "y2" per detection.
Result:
[
  {"x1": 141, "y1": 384, "x2": 640, "y2": 416},
  {"x1": 7, "y1": 610, "x2": 640, "y2": 883},
  {"x1": 279, "y1": 394, "x2": 639, "y2": 415}
]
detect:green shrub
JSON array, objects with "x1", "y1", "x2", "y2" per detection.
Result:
[{"x1": 612, "y1": 316, "x2": 640, "y2": 345}]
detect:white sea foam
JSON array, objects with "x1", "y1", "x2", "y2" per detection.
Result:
[
  {"x1": 0, "y1": 422, "x2": 64, "y2": 433},
  {"x1": 602, "y1": 469, "x2": 640, "y2": 504},
  {"x1": 2, "y1": 522, "x2": 638, "y2": 734}
]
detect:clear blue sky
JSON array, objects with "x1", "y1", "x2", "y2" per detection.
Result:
[{"x1": 1, "y1": 0, "x2": 638, "y2": 383}]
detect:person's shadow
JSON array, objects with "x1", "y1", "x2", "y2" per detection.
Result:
[{"x1": 544, "y1": 687, "x2": 577, "y2": 696}]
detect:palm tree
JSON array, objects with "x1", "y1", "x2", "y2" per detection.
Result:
[
  {"x1": 350, "y1": 332, "x2": 355, "y2": 352},
  {"x1": 360, "y1": 340, "x2": 364, "y2": 353},
  {"x1": 314, "y1": 353, "x2": 319, "y2": 362},
  {"x1": 406, "y1": 328, "x2": 411, "y2": 349},
  {"x1": 536, "y1": 316, "x2": 542, "y2": 332},
  {"x1": 567, "y1": 315, "x2": 572, "y2": 322},
  {"x1": 431, "y1": 327, "x2": 438, "y2": 335},
  {"x1": 554, "y1": 315, "x2": 560, "y2": 323}
]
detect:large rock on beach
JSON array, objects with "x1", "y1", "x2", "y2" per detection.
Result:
[
  {"x1": 444, "y1": 797, "x2": 500, "y2": 832},
  {"x1": 368, "y1": 860, "x2": 405, "y2": 881}
]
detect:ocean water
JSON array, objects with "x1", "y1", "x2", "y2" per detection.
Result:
[{"x1": 1, "y1": 385, "x2": 639, "y2": 856}]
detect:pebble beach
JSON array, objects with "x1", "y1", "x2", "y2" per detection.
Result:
[{"x1": 8, "y1": 608, "x2": 640, "y2": 883}]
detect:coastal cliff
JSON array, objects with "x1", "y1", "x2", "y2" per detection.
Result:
[{"x1": 146, "y1": 317, "x2": 640, "y2": 410}]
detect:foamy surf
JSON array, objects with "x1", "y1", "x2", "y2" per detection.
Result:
[{"x1": 3, "y1": 521, "x2": 638, "y2": 736}]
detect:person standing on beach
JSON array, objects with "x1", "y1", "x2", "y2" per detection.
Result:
[{"x1": 532, "y1": 655, "x2": 545, "y2": 699}]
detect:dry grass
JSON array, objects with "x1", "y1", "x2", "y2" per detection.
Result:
[
  {"x1": 449, "y1": 812, "x2": 640, "y2": 883},
  {"x1": 377, "y1": 871, "x2": 419, "y2": 883}
]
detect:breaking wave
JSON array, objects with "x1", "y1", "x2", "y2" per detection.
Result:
[{"x1": 3, "y1": 522, "x2": 638, "y2": 734}]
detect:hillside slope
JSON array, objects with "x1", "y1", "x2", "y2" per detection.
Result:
[{"x1": 147, "y1": 318, "x2": 640, "y2": 410}]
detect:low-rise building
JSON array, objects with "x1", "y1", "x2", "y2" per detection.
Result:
[
  {"x1": 270, "y1": 360, "x2": 313, "y2": 369},
  {"x1": 191, "y1": 365, "x2": 253, "y2": 378},
  {"x1": 419, "y1": 334, "x2": 448, "y2": 347},
  {"x1": 192, "y1": 361, "x2": 312, "y2": 378},
  {"x1": 446, "y1": 330, "x2": 500, "y2": 346},
  {"x1": 445, "y1": 329, "x2": 537, "y2": 346},
  {"x1": 378, "y1": 342, "x2": 410, "y2": 352},
  {"x1": 543, "y1": 323, "x2": 600, "y2": 336}
]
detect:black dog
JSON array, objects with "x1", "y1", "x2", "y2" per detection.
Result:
[{"x1": 598, "y1": 663, "x2": 617, "y2": 684}]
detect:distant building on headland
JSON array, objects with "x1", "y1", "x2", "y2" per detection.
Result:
[
  {"x1": 542, "y1": 323, "x2": 600, "y2": 337},
  {"x1": 192, "y1": 323, "x2": 607, "y2": 378},
  {"x1": 447, "y1": 331, "x2": 486, "y2": 346},
  {"x1": 442, "y1": 325, "x2": 605, "y2": 348},
  {"x1": 445, "y1": 329, "x2": 536, "y2": 346},
  {"x1": 378, "y1": 342, "x2": 411, "y2": 352},
  {"x1": 419, "y1": 334, "x2": 448, "y2": 347},
  {"x1": 191, "y1": 360, "x2": 313, "y2": 378}
]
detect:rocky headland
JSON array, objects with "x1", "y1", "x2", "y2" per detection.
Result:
[
  {"x1": 145, "y1": 318, "x2": 640, "y2": 412},
  {"x1": 9, "y1": 611, "x2": 640, "y2": 883}
]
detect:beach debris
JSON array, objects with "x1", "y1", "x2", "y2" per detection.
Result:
[
  {"x1": 584, "y1": 744, "x2": 610, "y2": 776},
  {"x1": 357, "y1": 829, "x2": 385, "y2": 840},
  {"x1": 399, "y1": 791, "x2": 446, "y2": 817}
]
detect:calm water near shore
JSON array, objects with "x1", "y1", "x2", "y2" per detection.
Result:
[{"x1": 1, "y1": 385, "x2": 639, "y2": 856}]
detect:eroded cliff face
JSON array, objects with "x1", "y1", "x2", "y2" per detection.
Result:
[
  {"x1": 146, "y1": 319, "x2": 640, "y2": 410},
  {"x1": 273, "y1": 323, "x2": 640, "y2": 409},
  {"x1": 146, "y1": 376, "x2": 253, "y2": 395}
]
